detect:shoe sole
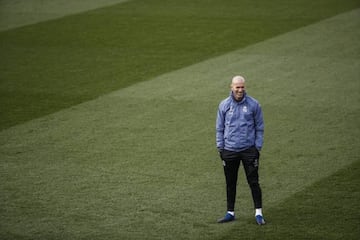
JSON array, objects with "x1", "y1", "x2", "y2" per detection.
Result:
[{"x1": 217, "y1": 217, "x2": 235, "y2": 223}]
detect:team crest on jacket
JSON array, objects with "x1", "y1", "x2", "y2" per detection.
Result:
[{"x1": 243, "y1": 106, "x2": 248, "y2": 113}]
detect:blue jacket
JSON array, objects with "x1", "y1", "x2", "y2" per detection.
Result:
[{"x1": 216, "y1": 92, "x2": 264, "y2": 152}]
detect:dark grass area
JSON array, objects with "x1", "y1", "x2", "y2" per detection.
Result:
[
  {"x1": 213, "y1": 160, "x2": 360, "y2": 240},
  {"x1": 0, "y1": 2, "x2": 359, "y2": 238},
  {"x1": 1, "y1": 0, "x2": 359, "y2": 130},
  {"x1": 267, "y1": 160, "x2": 360, "y2": 239}
]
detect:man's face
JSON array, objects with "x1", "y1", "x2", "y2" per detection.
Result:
[{"x1": 231, "y1": 81, "x2": 245, "y2": 101}]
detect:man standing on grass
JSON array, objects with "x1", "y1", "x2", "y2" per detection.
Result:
[{"x1": 216, "y1": 75, "x2": 265, "y2": 225}]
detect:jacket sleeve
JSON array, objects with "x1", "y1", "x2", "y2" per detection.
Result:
[
  {"x1": 216, "y1": 103, "x2": 225, "y2": 150},
  {"x1": 254, "y1": 103, "x2": 264, "y2": 150}
]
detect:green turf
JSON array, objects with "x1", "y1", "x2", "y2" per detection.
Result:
[
  {"x1": 1, "y1": 7, "x2": 359, "y2": 239},
  {"x1": 212, "y1": 160, "x2": 360, "y2": 240},
  {"x1": 0, "y1": 0, "x2": 130, "y2": 31},
  {"x1": 266, "y1": 160, "x2": 360, "y2": 240},
  {"x1": 1, "y1": 0, "x2": 360, "y2": 130}
]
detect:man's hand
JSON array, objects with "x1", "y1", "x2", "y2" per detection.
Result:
[{"x1": 217, "y1": 148, "x2": 224, "y2": 159}]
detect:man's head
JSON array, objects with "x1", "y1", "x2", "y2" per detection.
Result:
[{"x1": 231, "y1": 75, "x2": 246, "y2": 101}]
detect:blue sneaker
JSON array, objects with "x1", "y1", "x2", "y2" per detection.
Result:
[
  {"x1": 217, "y1": 213, "x2": 235, "y2": 223},
  {"x1": 255, "y1": 215, "x2": 266, "y2": 225}
]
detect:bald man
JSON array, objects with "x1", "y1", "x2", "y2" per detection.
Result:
[{"x1": 216, "y1": 75, "x2": 265, "y2": 225}]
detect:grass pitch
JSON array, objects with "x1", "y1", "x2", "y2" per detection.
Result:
[
  {"x1": 1, "y1": 0, "x2": 359, "y2": 130},
  {"x1": 1, "y1": 1, "x2": 360, "y2": 239}
]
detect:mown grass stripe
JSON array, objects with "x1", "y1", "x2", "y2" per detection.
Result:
[
  {"x1": 213, "y1": 160, "x2": 360, "y2": 240},
  {"x1": 1, "y1": 0, "x2": 359, "y2": 130},
  {"x1": 0, "y1": 0, "x2": 131, "y2": 31},
  {"x1": 0, "y1": 9, "x2": 359, "y2": 240}
]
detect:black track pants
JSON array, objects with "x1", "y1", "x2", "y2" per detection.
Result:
[{"x1": 220, "y1": 147, "x2": 262, "y2": 211}]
